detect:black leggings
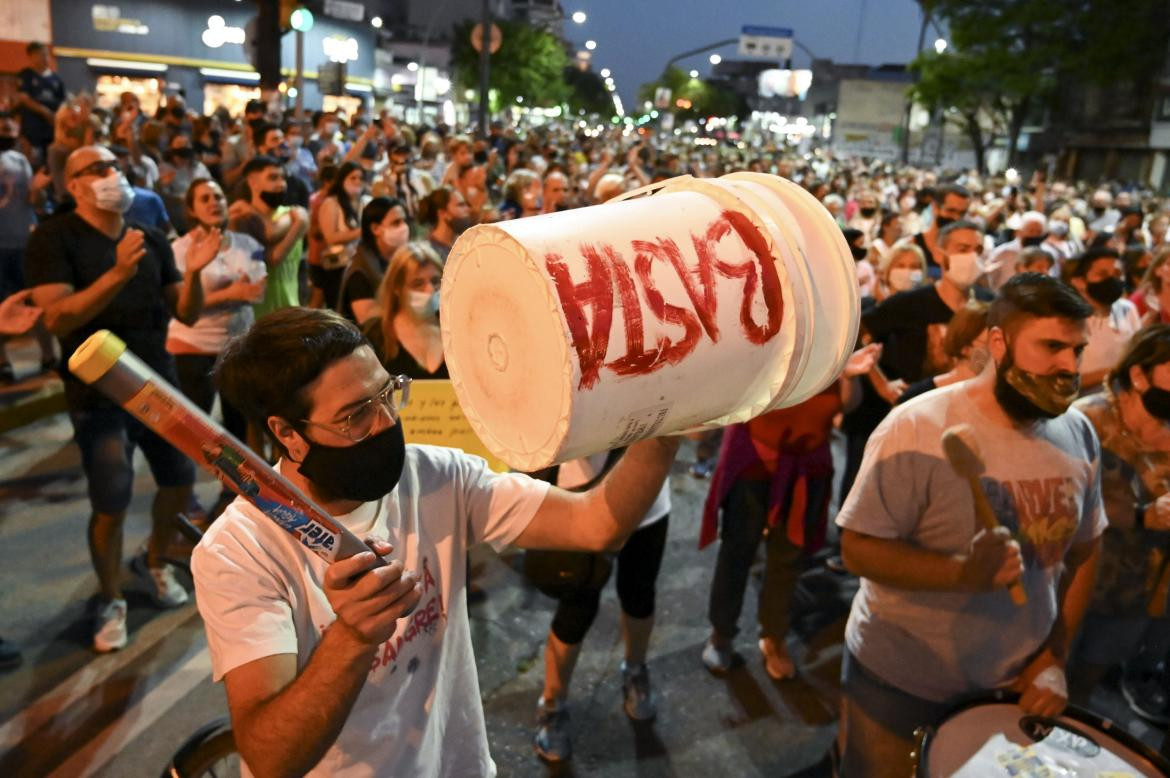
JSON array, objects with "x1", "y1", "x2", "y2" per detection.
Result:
[
  {"x1": 551, "y1": 515, "x2": 669, "y2": 645},
  {"x1": 173, "y1": 353, "x2": 248, "y2": 443}
]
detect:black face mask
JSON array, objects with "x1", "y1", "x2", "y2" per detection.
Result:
[
  {"x1": 450, "y1": 216, "x2": 475, "y2": 234},
  {"x1": 935, "y1": 215, "x2": 955, "y2": 230},
  {"x1": 994, "y1": 350, "x2": 1080, "y2": 422},
  {"x1": 1141, "y1": 384, "x2": 1170, "y2": 423},
  {"x1": 1021, "y1": 234, "x2": 1046, "y2": 247},
  {"x1": 0, "y1": 137, "x2": 15, "y2": 152},
  {"x1": 1085, "y1": 276, "x2": 1125, "y2": 306},
  {"x1": 850, "y1": 244, "x2": 868, "y2": 261},
  {"x1": 859, "y1": 207, "x2": 877, "y2": 218},
  {"x1": 299, "y1": 421, "x2": 406, "y2": 503},
  {"x1": 259, "y1": 190, "x2": 286, "y2": 208}
]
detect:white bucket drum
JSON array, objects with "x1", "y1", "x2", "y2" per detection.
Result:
[
  {"x1": 440, "y1": 172, "x2": 859, "y2": 471},
  {"x1": 914, "y1": 693, "x2": 1170, "y2": 776}
]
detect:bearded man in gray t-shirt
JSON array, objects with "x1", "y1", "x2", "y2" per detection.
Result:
[{"x1": 836, "y1": 273, "x2": 1106, "y2": 776}]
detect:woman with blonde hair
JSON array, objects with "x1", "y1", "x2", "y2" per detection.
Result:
[
  {"x1": 367, "y1": 241, "x2": 447, "y2": 379},
  {"x1": 870, "y1": 239, "x2": 928, "y2": 305},
  {"x1": 1132, "y1": 245, "x2": 1170, "y2": 326},
  {"x1": 499, "y1": 168, "x2": 542, "y2": 220}
]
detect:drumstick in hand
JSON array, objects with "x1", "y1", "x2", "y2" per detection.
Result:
[{"x1": 941, "y1": 424, "x2": 1027, "y2": 606}]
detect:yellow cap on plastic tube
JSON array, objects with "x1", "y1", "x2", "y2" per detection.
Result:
[{"x1": 68, "y1": 329, "x2": 127, "y2": 385}]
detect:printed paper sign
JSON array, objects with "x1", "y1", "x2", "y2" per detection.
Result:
[{"x1": 400, "y1": 380, "x2": 509, "y2": 473}]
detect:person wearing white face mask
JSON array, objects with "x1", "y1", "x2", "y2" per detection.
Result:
[
  {"x1": 840, "y1": 220, "x2": 993, "y2": 510},
  {"x1": 366, "y1": 241, "x2": 446, "y2": 379},
  {"x1": 337, "y1": 197, "x2": 409, "y2": 324},
  {"x1": 24, "y1": 145, "x2": 220, "y2": 651},
  {"x1": 871, "y1": 240, "x2": 928, "y2": 305}
]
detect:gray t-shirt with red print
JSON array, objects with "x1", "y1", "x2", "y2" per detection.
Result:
[{"x1": 837, "y1": 382, "x2": 1106, "y2": 702}]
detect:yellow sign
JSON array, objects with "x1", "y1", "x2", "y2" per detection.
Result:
[{"x1": 399, "y1": 380, "x2": 509, "y2": 473}]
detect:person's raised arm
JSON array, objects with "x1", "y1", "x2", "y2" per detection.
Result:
[
  {"x1": 165, "y1": 227, "x2": 221, "y2": 325},
  {"x1": 224, "y1": 541, "x2": 420, "y2": 777},
  {"x1": 513, "y1": 437, "x2": 680, "y2": 552},
  {"x1": 267, "y1": 206, "x2": 308, "y2": 268},
  {"x1": 32, "y1": 230, "x2": 144, "y2": 336}
]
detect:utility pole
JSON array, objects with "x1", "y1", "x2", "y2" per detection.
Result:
[
  {"x1": 900, "y1": 6, "x2": 931, "y2": 165},
  {"x1": 256, "y1": 0, "x2": 282, "y2": 91},
  {"x1": 478, "y1": 0, "x2": 491, "y2": 139}
]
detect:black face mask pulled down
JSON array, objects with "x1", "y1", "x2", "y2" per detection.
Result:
[
  {"x1": 1085, "y1": 277, "x2": 1125, "y2": 307},
  {"x1": 1021, "y1": 234, "x2": 1046, "y2": 247},
  {"x1": 1141, "y1": 384, "x2": 1170, "y2": 423},
  {"x1": 935, "y1": 215, "x2": 955, "y2": 231},
  {"x1": 259, "y1": 190, "x2": 286, "y2": 209},
  {"x1": 298, "y1": 421, "x2": 406, "y2": 503},
  {"x1": 993, "y1": 351, "x2": 1080, "y2": 423}
]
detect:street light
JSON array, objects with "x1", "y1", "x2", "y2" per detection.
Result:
[
  {"x1": 709, "y1": 53, "x2": 722, "y2": 65},
  {"x1": 585, "y1": 39, "x2": 597, "y2": 50},
  {"x1": 600, "y1": 68, "x2": 610, "y2": 78},
  {"x1": 407, "y1": 61, "x2": 419, "y2": 72},
  {"x1": 571, "y1": 11, "x2": 587, "y2": 24},
  {"x1": 934, "y1": 38, "x2": 947, "y2": 54},
  {"x1": 370, "y1": 16, "x2": 382, "y2": 28},
  {"x1": 689, "y1": 69, "x2": 699, "y2": 78}
]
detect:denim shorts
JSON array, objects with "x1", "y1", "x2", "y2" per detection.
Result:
[{"x1": 69, "y1": 405, "x2": 196, "y2": 514}]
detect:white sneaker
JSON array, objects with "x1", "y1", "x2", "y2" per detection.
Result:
[
  {"x1": 148, "y1": 564, "x2": 189, "y2": 608},
  {"x1": 94, "y1": 598, "x2": 128, "y2": 653}
]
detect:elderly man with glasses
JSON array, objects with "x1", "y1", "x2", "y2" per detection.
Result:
[{"x1": 24, "y1": 144, "x2": 220, "y2": 652}]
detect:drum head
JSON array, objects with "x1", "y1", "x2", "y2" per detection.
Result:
[{"x1": 920, "y1": 698, "x2": 1170, "y2": 777}]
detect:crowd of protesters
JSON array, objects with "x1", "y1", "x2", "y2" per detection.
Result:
[{"x1": 3, "y1": 38, "x2": 1170, "y2": 774}]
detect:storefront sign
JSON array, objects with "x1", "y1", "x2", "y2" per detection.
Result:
[
  {"x1": 202, "y1": 15, "x2": 245, "y2": 49},
  {"x1": 323, "y1": 35, "x2": 359, "y2": 63},
  {"x1": 92, "y1": 4, "x2": 149, "y2": 35},
  {"x1": 324, "y1": 0, "x2": 365, "y2": 23}
]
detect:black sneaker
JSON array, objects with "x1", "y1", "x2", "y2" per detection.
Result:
[
  {"x1": 0, "y1": 637, "x2": 22, "y2": 671},
  {"x1": 621, "y1": 660, "x2": 657, "y2": 721},
  {"x1": 1121, "y1": 663, "x2": 1170, "y2": 726},
  {"x1": 533, "y1": 697, "x2": 571, "y2": 763}
]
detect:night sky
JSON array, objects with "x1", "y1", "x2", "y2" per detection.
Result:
[{"x1": 564, "y1": 0, "x2": 931, "y2": 106}]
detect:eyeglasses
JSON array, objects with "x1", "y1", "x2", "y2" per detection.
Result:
[
  {"x1": 71, "y1": 159, "x2": 119, "y2": 179},
  {"x1": 301, "y1": 375, "x2": 412, "y2": 442}
]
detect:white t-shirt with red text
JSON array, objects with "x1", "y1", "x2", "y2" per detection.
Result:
[{"x1": 192, "y1": 444, "x2": 549, "y2": 777}]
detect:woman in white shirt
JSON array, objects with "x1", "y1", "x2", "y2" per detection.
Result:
[{"x1": 167, "y1": 178, "x2": 267, "y2": 516}]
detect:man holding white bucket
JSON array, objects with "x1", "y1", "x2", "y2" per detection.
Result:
[
  {"x1": 836, "y1": 274, "x2": 1105, "y2": 775},
  {"x1": 190, "y1": 308, "x2": 680, "y2": 778}
]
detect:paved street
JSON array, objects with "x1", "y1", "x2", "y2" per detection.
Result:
[{"x1": 0, "y1": 334, "x2": 1165, "y2": 777}]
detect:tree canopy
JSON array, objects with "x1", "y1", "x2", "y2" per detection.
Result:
[
  {"x1": 910, "y1": 0, "x2": 1170, "y2": 172},
  {"x1": 450, "y1": 19, "x2": 570, "y2": 111}
]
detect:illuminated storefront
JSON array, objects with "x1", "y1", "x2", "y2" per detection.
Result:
[{"x1": 49, "y1": 1, "x2": 376, "y2": 116}]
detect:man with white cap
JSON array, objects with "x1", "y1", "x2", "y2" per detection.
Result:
[{"x1": 985, "y1": 211, "x2": 1051, "y2": 291}]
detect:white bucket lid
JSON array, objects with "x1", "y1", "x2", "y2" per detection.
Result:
[{"x1": 439, "y1": 225, "x2": 575, "y2": 468}]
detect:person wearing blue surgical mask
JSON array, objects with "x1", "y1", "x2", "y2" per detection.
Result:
[{"x1": 367, "y1": 241, "x2": 446, "y2": 380}]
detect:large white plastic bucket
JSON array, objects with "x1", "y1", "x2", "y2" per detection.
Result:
[{"x1": 440, "y1": 173, "x2": 858, "y2": 471}]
